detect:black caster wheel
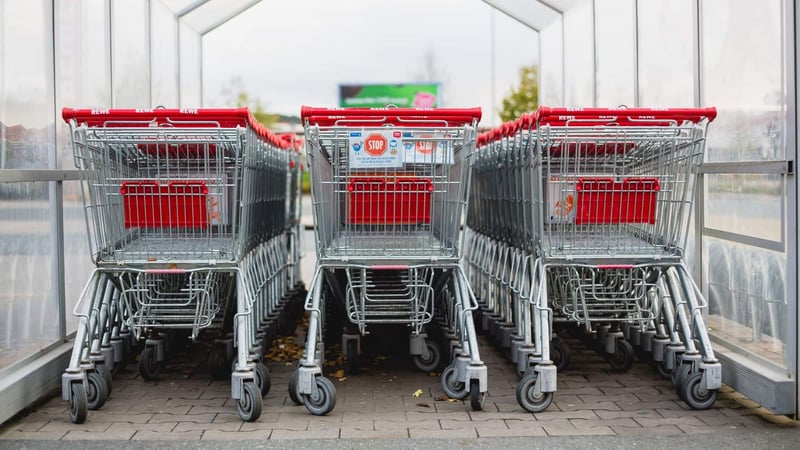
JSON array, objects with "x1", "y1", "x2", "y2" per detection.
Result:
[
  {"x1": 236, "y1": 381, "x2": 263, "y2": 422},
  {"x1": 682, "y1": 372, "x2": 718, "y2": 410},
  {"x1": 551, "y1": 338, "x2": 571, "y2": 372},
  {"x1": 208, "y1": 346, "x2": 231, "y2": 380},
  {"x1": 138, "y1": 346, "x2": 160, "y2": 380},
  {"x1": 469, "y1": 379, "x2": 485, "y2": 411},
  {"x1": 95, "y1": 362, "x2": 113, "y2": 395},
  {"x1": 302, "y1": 376, "x2": 337, "y2": 416},
  {"x1": 413, "y1": 341, "x2": 442, "y2": 372},
  {"x1": 86, "y1": 370, "x2": 109, "y2": 410},
  {"x1": 516, "y1": 372, "x2": 553, "y2": 413},
  {"x1": 345, "y1": 339, "x2": 359, "y2": 374},
  {"x1": 440, "y1": 364, "x2": 467, "y2": 400},
  {"x1": 608, "y1": 340, "x2": 634, "y2": 372},
  {"x1": 288, "y1": 369, "x2": 303, "y2": 405},
  {"x1": 254, "y1": 362, "x2": 271, "y2": 396},
  {"x1": 68, "y1": 381, "x2": 88, "y2": 424}
]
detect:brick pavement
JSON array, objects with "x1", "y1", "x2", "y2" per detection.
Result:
[{"x1": 0, "y1": 328, "x2": 796, "y2": 441}]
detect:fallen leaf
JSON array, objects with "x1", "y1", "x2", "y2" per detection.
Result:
[
  {"x1": 434, "y1": 396, "x2": 448, "y2": 402},
  {"x1": 412, "y1": 389, "x2": 424, "y2": 397},
  {"x1": 338, "y1": 377, "x2": 347, "y2": 382},
  {"x1": 448, "y1": 398, "x2": 458, "y2": 403},
  {"x1": 333, "y1": 369, "x2": 345, "y2": 378},
  {"x1": 416, "y1": 403, "x2": 430, "y2": 408}
]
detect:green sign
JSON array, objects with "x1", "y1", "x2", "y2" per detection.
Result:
[{"x1": 339, "y1": 83, "x2": 440, "y2": 108}]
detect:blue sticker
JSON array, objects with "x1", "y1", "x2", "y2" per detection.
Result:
[
  {"x1": 402, "y1": 132, "x2": 413, "y2": 138},
  {"x1": 350, "y1": 132, "x2": 362, "y2": 137},
  {"x1": 352, "y1": 142, "x2": 362, "y2": 152}
]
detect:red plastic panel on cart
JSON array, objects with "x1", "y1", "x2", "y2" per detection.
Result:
[
  {"x1": 121, "y1": 180, "x2": 209, "y2": 228},
  {"x1": 574, "y1": 177, "x2": 660, "y2": 225},
  {"x1": 347, "y1": 177, "x2": 433, "y2": 224}
]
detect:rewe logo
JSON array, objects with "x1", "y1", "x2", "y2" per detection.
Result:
[{"x1": 364, "y1": 133, "x2": 388, "y2": 156}]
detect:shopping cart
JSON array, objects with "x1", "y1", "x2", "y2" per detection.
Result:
[
  {"x1": 466, "y1": 106, "x2": 720, "y2": 412},
  {"x1": 294, "y1": 106, "x2": 488, "y2": 415},
  {"x1": 61, "y1": 107, "x2": 296, "y2": 423}
]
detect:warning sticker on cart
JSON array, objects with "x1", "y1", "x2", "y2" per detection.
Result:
[
  {"x1": 402, "y1": 131, "x2": 453, "y2": 165},
  {"x1": 348, "y1": 130, "x2": 403, "y2": 168}
]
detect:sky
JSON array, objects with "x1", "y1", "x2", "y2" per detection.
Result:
[{"x1": 201, "y1": 0, "x2": 539, "y2": 127}]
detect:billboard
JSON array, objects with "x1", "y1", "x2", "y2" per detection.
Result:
[{"x1": 339, "y1": 83, "x2": 440, "y2": 108}]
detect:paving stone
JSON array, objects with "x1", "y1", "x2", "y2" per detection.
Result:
[
  {"x1": 441, "y1": 419, "x2": 507, "y2": 431},
  {"x1": 636, "y1": 417, "x2": 709, "y2": 427},
  {"x1": 374, "y1": 420, "x2": 439, "y2": 432},
  {"x1": 174, "y1": 421, "x2": 242, "y2": 432},
  {"x1": 533, "y1": 410, "x2": 598, "y2": 421},
  {"x1": 595, "y1": 409, "x2": 663, "y2": 420},
  {"x1": 556, "y1": 401, "x2": 621, "y2": 411},
  {"x1": 165, "y1": 398, "x2": 227, "y2": 407},
  {"x1": 149, "y1": 413, "x2": 215, "y2": 424},
  {"x1": 570, "y1": 418, "x2": 639, "y2": 428},
  {"x1": 406, "y1": 411, "x2": 470, "y2": 421},
  {"x1": 343, "y1": 411, "x2": 406, "y2": 422},
  {"x1": 271, "y1": 429, "x2": 340, "y2": 439},
  {"x1": 62, "y1": 429, "x2": 136, "y2": 440},
  {"x1": 340, "y1": 429, "x2": 408, "y2": 439},
  {"x1": 478, "y1": 426, "x2": 546, "y2": 437},
  {"x1": 132, "y1": 430, "x2": 203, "y2": 440},
  {"x1": 544, "y1": 425, "x2": 615, "y2": 436},
  {"x1": 469, "y1": 411, "x2": 534, "y2": 421},
  {"x1": 611, "y1": 425, "x2": 683, "y2": 436},
  {"x1": 87, "y1": 413, "x2": 155, "y2": 424},
  {"x1": 409, "y1": 428, "x2": 477, "y2": 438},
  {"x1": 677, "y1": 424, "x2": 747, "y2": 434},
  {"x1": 0, "y1": 430, "x2": 68, "y2": 440},
  {"x1": 578, "y1": 394, "x2": 640, "y2": 404},
  {"x1": 655, "y1": 408, "x2": 726, "y2": 419},
  {"x1": 127, "y1": 405, "x2": 191, "y2": 415},
  {"x1": 97, "y1": 422, "x2": 178, "y2": 433},
  {"x1": 617, "y1": 401, "x2": 685, "y2": 411},
  {"x1": 0, "y1": 421, "x2": 47, "y2": 432},
  {"x1": 201, "y1": 429, "x2": 270, "y2": 440}
]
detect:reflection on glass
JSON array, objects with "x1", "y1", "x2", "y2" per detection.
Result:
[
  {"x1": 704, "y1": 238, "x2": 787, "y2": 368},
  {"x1": 112, "y1": 0, "x2": 150, "y2": 107},
  {"x1": 563, "y1": 1, "x2": 593, "y2": 106},
  {"x1": 180, "y1": 23, "x2": 202, "y2": 107},
  {"x1": 594, "y1": 0, "x2": 634, "y2": 106},
  {"x1": 151, "y1": 0, "x2": 179, "y2": 107},
  {"x1": 637, "y1": 0, "x2": 693, "y2": 107},
  {"x1": 705, "y1": 174, "x2": 783, "y2": 242},
  {"x1": 63, "y1": 180, "x2": 94, "y2": 333},
  {"x1": 701, "y1": 0, "x2": 783, "y2": 161},
  {"x1": 0, "y1": 184, "x2": 56, "y2": 371},
  {"x1": 540, "y1": 20, "x2": 563, "y2": 106}
]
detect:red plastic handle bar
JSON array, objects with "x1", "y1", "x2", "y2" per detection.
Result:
[
  {"x1": 301, "y1": 106, "x2": 481, "y2": 127},
  {"x1": 536, "y1": 106, "x2": 716, "y2": 126},
  {"x1": 62, "y1": 107, "x2": 293, "y2": 150}
]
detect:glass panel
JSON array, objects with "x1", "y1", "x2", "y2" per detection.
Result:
[
  {"x1": 637, "y1": 0, "x2": 694, "y2": 107},
  {"x1": 705, "y1": 174, "x2": 783, "y2": 242},
  {"x1": 0, "y1": 184, "x2": 55, "y2": 371},
  {"x1": 151, "y1": 0, "x2": 179, "y2": 107},
  {"x1": 179, "y1": 22, "x2": 202, "y2": 106},
  {"x1": 180, "y1": 0, "x2": 254, "y2": 34},
  {"x1": 55, "y1": 0, "x2": 111, "y2": 169},
  {"x1": 701, "y1": 0, "x2": 783, "y2": 161},
  {"x1": 63, "y1": 180, "x2": 94, "y2": 332},
  {"x1": 594, "y1": 0, "x2": 634, "y2": 107},
  {"x1": 111, "y1": 0, "x2": 150, "y2": 107},
  {"x1": 704, "y1": 237, "x2": 788, "y2": 369},
  {"x1": 540, "y1": 19, "x2": 563, "y2": 106},
  {"x1": 563, "y1": 0, "x2": 594, "y2": 106}
]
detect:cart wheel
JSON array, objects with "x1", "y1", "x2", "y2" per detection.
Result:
[
  {"x1": 413, "y1": 341, "x2": 441, "y2": 372},
  {"x1": 516, "y1": 373, "x2": 553, "y2": 413},
  {"x1": 208, "y1": 347, "x2": 231, "y2": 380},
  {"x1": 469, "y1": 379, "x2": 485, "y2": 411},
  {"x1": 345, "y1": 339, "x2": 359, "y2": 374},
  {"x1": 634, "y1": 347, "x2": 651, "y2": 363},
  {"x1": 608, "y1": 340, "x2": 634, "y2": 372},
  {"x1": 302, "y1": 376, "x2": 337, "y2": 416},
  {"x1": 682, "y1": 371, "x2": 718, "y2": 410},
  {"x1": 288, "y1": 369, "x2": 303, "y2": 405},
  {"x1": 95, "y1": 362, "x2": 113, "y2": 396},
  {"x1": 111, "y1": 359, "x2": 126, "y2": 377},
  {"x1": 138, "y1": 346, "x2": 160, "y2": 380},
  {"x1": 68, "y1": 381, "x2": 88, "y2": 424},
  {"x1": 654, "y1": 359, "x2": 672, "y2": 378},
  {"x1": 551, "y1": 338, "x2": 571, "y2": 372},
  {"x1": 236, "y1": 381, "x2": 263, "y2": 422},
  {"x1": 86, "y1": 370, "x2": 108, "y2": 410},
  {"x1": 441, "y1": 364, "x2": 468, "y2": 400},
  {"x1": 673, "y1": 364, "x2": 693, "y2": 399},
  {"x1": 254, "y1": 362, "x2": 271, "y2": 396}
]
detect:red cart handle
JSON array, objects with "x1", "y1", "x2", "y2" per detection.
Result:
[
  {"x1": 62, "y1": 107, "x2": 293, "y2": 150},
  {"x1": 536, "y1": 106, "x2": 717, "y2": 127},
  {"x1": 301, "y1": 106, "x2": 481, "y2": 127}
]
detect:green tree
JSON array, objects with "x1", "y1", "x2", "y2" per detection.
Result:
[
  {"x1": 221, "y1": 77, "x2": 279, "y2": 127},
  {"x1": 499, "y1": 65, "x2": 539, "y2": 122}
]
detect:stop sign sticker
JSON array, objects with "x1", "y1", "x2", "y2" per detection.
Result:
[{"x1": 364, "y1": 133, "x2": 388, "y2": 156}]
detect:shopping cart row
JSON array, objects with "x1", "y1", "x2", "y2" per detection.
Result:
[
  {"x1": 60, "y1": 108, "x2": 306, "y2": 423},
  {"x1": 58, "y1": 103, "x2": 722, "y2": 424},
  {"x1": 466, "y1": 106, "x2": 722, "y2": 412}
]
